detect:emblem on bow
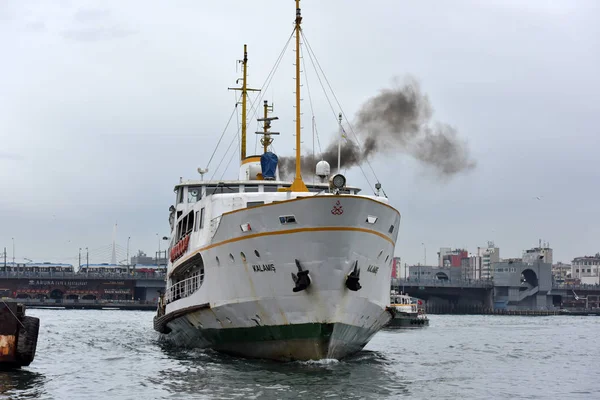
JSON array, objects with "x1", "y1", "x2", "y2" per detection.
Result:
[{"x1": 331, "y1": 200, "x2": 344, "y2": 215}]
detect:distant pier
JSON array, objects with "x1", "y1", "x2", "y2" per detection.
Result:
[{"x1": 13, "y1": 299, "x2": 156, "y2": 311}]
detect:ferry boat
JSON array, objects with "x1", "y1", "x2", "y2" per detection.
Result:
[
  {"x1": 153, "y1": 0, "x2": 401, "y2": 361},
  {"x1": 386, "y1": 292, "x2": 429, "y2": 328}
]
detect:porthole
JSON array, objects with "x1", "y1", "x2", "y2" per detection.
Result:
[
  {"x1": 229, "y1": 253, "x2": 235, "y2": 263},
  {"x1": 254, "y1": 249, "x2": 260, "y2": 258},
  {"x1": 240, "y1": 252, "x2": 247, "y2": 262},
  {"x1": 378, "y1": 250, "x2": 383, "y2": 259},
  {"x1": 216, "y1": 256, "x2": 220, "y2": 266},
  {"x1": 389, "y1": 225, "x2": 394, "y2": 234}
]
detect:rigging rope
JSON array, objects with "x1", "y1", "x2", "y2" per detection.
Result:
[
  {"x1": 301, "y1": 30, "x2": 385, "y2": 196},
  {"x1": 301, "y1": 33, "x2": 374, "y2": 193},
  {"x1": 209, "y1": 93, "x2": 243, "y2": 181},
  {"x1": 1, "y1": 300, "x2": 26, "y2": 329},
  {"x1": 204, "y1": 101, "x2": 239, "y2": 171},
  {"x1": 300, "y1": 40, "x2": 324, "y2": 185},
  {"x1": 220, "y1": 139, "x2": 240, "y2": 181},
  {"x1": 209, "y1": 124, "x2": 239, "y2": 181},
  {"x1": 246, "y1": 28, "x2": 295, "y2": 123},
  {"x1": 209, "y1": 28, "x2": 296, "y2": 181}
]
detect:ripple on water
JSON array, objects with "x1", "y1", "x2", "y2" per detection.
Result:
[{"x1": 1, "y1": 311, "x2": 599, "y2": 399}]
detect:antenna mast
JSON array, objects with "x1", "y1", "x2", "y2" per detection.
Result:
[
  {"x1": 228, "y1": 44, "x2": 260, "y2": 161},
  {"x1": 256, "y1": 100, "x2": 279, "y2": 153},
  {"x1": 337, "y1": 112, "x2": 342, "y2": 173},
  {"x1": 290, "y1": 0, "x2": 308, "y2": 192}
]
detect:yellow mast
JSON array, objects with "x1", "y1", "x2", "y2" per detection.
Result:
[
  {"x1": 289, "y1": 0, "x2": 308, "y2": 192},
  {"x1": 228, "y1": 44, "x2": 260, "y2": 161}
]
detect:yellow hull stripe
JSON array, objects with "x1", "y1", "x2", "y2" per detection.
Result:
[{"x1": 170, "y1": 226, "x2": 395, "y2": 275}]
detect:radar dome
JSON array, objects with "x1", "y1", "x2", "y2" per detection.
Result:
[{"x1": 316, "y1": 160, "x2": 331, "y2": 178}]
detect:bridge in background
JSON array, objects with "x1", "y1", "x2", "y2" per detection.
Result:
[{"x1": 391, "y1": 278, "x2": 600, "y2": 313}]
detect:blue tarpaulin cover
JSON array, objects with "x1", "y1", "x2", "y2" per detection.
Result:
[{"x1": 260, "y1": 152, "x2": 278, "y2": 180}]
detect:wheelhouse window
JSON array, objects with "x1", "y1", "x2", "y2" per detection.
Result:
[
  {"x1": 199, "y1": 207, "x2": 205, "y2": 229},
  {"x1": 205, "y1": 185, "x2": 239, "y2": 195},
  {"x1": 243, "y1": 185, "x2": 259, "y2": 192},
  {"x1": 177, "y1": 188, "x2": 184, "y2": 204},
  {"x1": 188, "y1": 187, "x2": 202, "y2": 203},
  {"x1": 176, "y1": 211, "x2": 194, "y2": 239}
]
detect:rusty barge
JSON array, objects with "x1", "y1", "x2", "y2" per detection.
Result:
[{"x1": 0, "y1": 302, "x2": 39, "y2": 368}]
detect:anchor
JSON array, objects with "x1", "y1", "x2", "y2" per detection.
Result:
[
  {"x1": 345, "y1": 260, "x2": 362, "y2": 291},
  {"x1": 291, "y1": 259, "x2": 311, "y2": 292}
]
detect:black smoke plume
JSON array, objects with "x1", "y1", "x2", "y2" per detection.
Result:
[{"x1": 278, "y1": 76, "x2": 476, "y2": 179}]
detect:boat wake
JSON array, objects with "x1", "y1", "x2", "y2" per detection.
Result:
[{"x1": 297, "y1": 358, "x2": 340, "y2": 366}]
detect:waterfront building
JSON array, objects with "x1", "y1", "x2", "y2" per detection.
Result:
[
  {"x1": 571, "y1": 254, "x2": 600, "y2": 285},
  {"x1": 467, "y1": 242, "x2": 500, "y2": 280},
  {"x1": 523, "y1": 242, "x2": 553, "y2": 265},
  {"x1": 437, "y1": 248, "x2": 468, "y2": 268},
  {"x1": 551, "y1": 262, "x2": 571, "y2": 283}
]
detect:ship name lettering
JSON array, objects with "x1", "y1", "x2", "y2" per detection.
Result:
[
  {"x1": 252, "y1": 264, "x2": 276, "y2": 273},
  {"x1": 367, "y1": 265, "x2": 379, "y2": 274}
]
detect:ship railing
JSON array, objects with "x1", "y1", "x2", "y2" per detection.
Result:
[{"x1": 165, "y1": 271, "x2": 204, "y2": 303}]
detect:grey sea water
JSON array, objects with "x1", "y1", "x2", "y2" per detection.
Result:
[{"x1": 1, "y1": 309, "x2": 599, "y2": 399}]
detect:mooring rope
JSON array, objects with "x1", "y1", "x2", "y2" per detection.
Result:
[{"x1": 1, "y1": 299, "x2": 26, "y2": 330}]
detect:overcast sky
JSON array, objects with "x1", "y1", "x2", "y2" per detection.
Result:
[{"x1": 1, "y1": 0, "x2": 598, "y2": 266}]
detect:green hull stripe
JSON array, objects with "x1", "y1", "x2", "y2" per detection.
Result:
[{"x1": 187, "y1": 322, "x2": 374, "y2": 345}]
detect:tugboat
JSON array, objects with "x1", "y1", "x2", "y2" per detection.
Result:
[
  {"x1": 385, "y1": 292, "x2": 429, "y2": 328},
  {"x1": 0, "y1": 301, "x2": 40, "y2": 368}
]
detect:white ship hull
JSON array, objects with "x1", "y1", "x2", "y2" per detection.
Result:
[{"x1": 155, "y1": 195, "x2": 400, "y2": 361}]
